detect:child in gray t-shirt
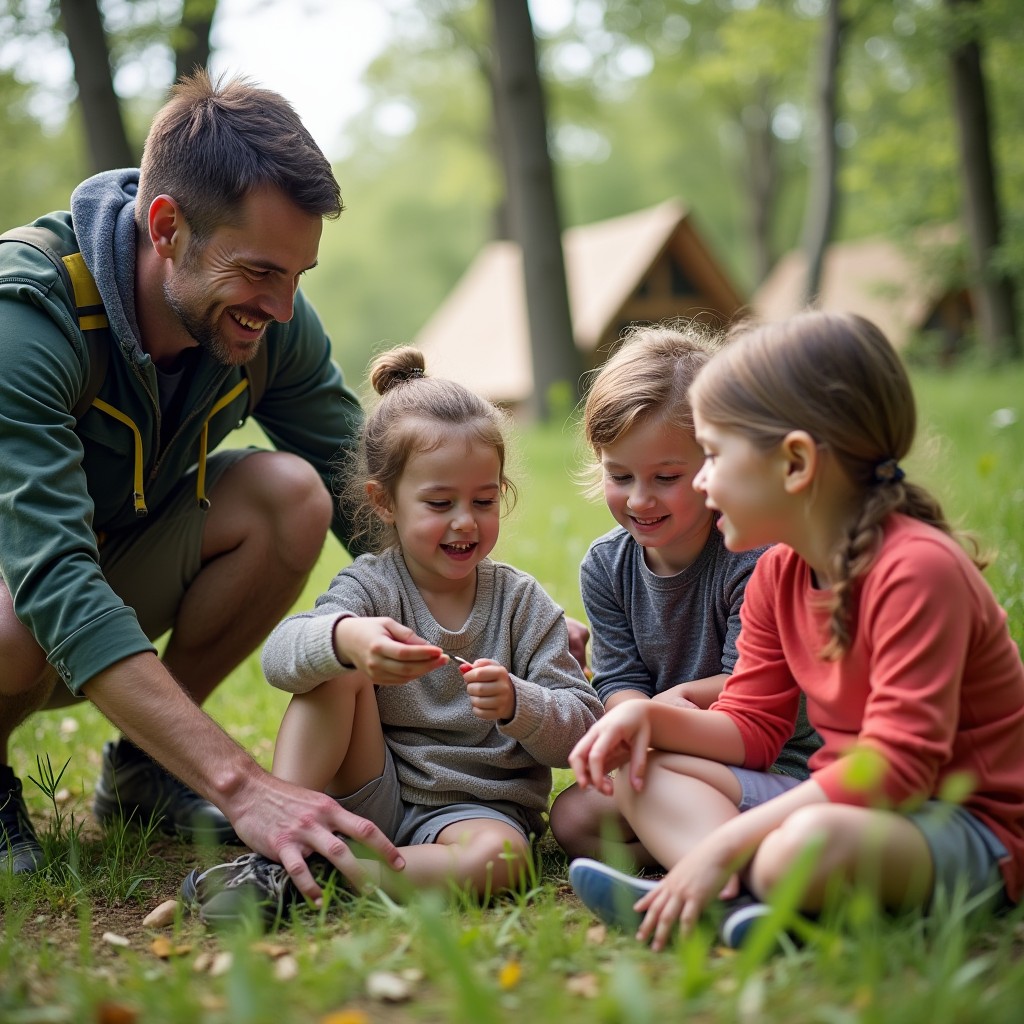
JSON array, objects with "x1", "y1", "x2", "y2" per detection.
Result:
[{"x1": 550, "y1": 323, "x2": 820, "y2": 867}]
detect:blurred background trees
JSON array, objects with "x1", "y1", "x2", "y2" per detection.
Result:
[{"x1": 1, "y1": 0, "x2": 1021, "y2": 383}]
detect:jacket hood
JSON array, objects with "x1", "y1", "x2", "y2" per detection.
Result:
[{"x1": 70, "y1": 168, "x2": 143, "y2": 353}]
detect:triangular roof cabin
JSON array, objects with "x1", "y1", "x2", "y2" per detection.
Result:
[
  {"x1": 414, "y1": 198, "x2": 746, "y2": 409},
  {"x1": 752, "y1": 229, "x2": 972, "y2": 356}
]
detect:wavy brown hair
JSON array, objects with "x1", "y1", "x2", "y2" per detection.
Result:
[
  {"x1": 340, "y1": 346, "x2": 517, "y2": 553},
  {"x1": 579, "y1": 320, "x2": 723, "y2": 496},
  {"x1": 689, "y1": 311, "x2": 985, "y2": 659}
]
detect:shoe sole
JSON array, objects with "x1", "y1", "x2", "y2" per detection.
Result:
[
  {"x1": 720, "y1": 901, "x2": 773, "y2": 948},
  {"x1": 568, "y1": 857, "x2": 657, "y2": 933}
]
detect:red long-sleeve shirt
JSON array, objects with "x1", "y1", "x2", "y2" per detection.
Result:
[{"x1": 712, "y1": 514, "x2": 1024, "y2": 903}]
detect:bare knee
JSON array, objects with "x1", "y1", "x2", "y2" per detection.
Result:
[
  {"x1": 203, "y1": 452, "x2": 333, "y2": 571},
  {"x1": 550, "y1": 784, "x2": 623, "y2": 860},
  {"x1": 0, "y1": 587, "x2": 50, "y2": 698},
  {"x1": 454, "y1": 826, "x2": 531, "y2": 893}
]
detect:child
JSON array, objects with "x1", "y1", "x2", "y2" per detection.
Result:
[
  {"x1": 549, "y1": 323, "x2": 820, "y2": 866},
  {"x1": 568, "y1": 312, "x2": 1024, "y2": 951},
  {"x1": 185, "y1": 347, "x2": 603, "y2": 927}
]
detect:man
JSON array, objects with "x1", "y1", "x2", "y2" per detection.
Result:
[{"x1": 0, "y1": 71, "x2": 404, "y2": 901}]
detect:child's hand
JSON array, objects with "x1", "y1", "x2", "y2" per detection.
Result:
[
  {"x1": 457, "y1": 658, "x2": 516, "y2": 721},
  {"x1": 568, "y1": 701, "x2": 653, "y2": 795},
  {"x1": 334, "y1": 616, "x2": 445, "y2": 685}
]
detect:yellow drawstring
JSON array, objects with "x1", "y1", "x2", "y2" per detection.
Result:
[
  {"x1": 195, "y1": 378, "x2": 250, "y2": 510},
  {"x1": 87, "y1": 377, "x2": 250, "y2": 517},
  {"x1": 91, "y1": 398, "x2": 147, "y2": 516}
]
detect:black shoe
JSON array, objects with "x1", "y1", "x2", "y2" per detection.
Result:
[
  {"x1": 93, "y1": 739, "x2": 241, "y2": 845},
  {"x1": 182, "y1": 852, "x2": 300, "y2": 929},
  {"x1": 0, "y1": 774, "x2": 45, "y2": 875}
]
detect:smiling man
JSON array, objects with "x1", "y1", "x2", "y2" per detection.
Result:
[{"x1": 0, "y1": 71, "x2": 404, "y2": 901}]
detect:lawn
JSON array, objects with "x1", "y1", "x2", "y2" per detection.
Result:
[{"x1": 2, "y1": 363, "x2": 1023, "y2": 1024}]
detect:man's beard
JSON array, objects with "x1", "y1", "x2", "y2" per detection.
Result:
[{"x1": 162, "y1": 249, "x2": 263, "y2": 367}]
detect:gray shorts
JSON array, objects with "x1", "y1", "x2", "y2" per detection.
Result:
[
  {"x1": 729, "y1": 766, "x2": 1009, "y2": 908},
  {"x1": 332, "y1": 747, "x2": 533, "y2": 848},
  {"x1": 100, "y1": 449, "x2": 255, "y2": 640}
]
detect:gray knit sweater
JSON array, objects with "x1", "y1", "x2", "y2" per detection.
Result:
[{"x1": 262, "y1": 550, "x2": 604, "y2": 835}]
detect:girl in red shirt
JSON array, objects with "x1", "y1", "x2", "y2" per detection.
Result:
[{"x1": 568, "y1": 311, "x2": 1024, "y2": 951}]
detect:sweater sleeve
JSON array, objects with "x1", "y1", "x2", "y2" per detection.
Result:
[
  {"x1": 497, "y1": 577, "x2": 604, "y2": 766},
  {"x1": 261, "y1": 564, "x2": 375, "y2": 693},
  {"x1": 813, "y1": 538, "x2": 976, "y2": 809},
  {"x1": 710, "y1": 555, "x2": 803, "y2": 768},
  {"x1": 581, "y1": 542, "x2": 655, "y2": 702}
]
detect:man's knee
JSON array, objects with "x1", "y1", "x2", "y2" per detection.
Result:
[
  {"x1": 0, "y1": 585, "x2": 52, "y2": 699},
  {"x1": 204, "y1": 452, "x2": 333, "y2": 567}
]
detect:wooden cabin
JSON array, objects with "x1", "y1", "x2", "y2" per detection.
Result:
[{"x1": 413, "y1": 198, "x2": 746, "y2": 411}]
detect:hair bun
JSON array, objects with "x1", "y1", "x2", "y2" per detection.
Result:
[{"x1": 369, "y1": 346, "x2": 427, "y2": 395}]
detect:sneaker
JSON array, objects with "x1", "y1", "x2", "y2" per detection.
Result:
[
  {"x1": 93, "y1": 739, "x2": 241, "y2": 845},
  {"x1": 568, "y1": 857, "x2": 658, "y2": 933},
  {"x1": 718, "y1": 894, "x2": 773, "y2": 948},
  {"x1": 0, "y1": 774, "x2": 45, "y2": 875},
  {"x1": 182, "y1": 852, "x2": 300, "y2": 929},
  {"x1": 183, "y1": 846, "x2": 351, "y2": 930}
]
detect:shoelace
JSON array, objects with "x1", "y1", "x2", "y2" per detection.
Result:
[{"x1": 215, "y1": 854, "x2": 291, "y2": 900}]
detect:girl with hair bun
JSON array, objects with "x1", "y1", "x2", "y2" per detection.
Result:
[
  {"x1": 186, "y1": 346, "x2": 602, "y2": 927},
  {"x1": 568, "y1": 312, "x2": 1024, "y2": 951}
]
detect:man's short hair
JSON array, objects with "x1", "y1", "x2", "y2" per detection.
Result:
[{"x1": 136, "y1": 69, "x2": 343, "y2": 237}]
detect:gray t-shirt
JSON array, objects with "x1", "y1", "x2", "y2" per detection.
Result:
[
  {"x1": 262, "y1": 549, "x2": 604, "y2": 836},
  {"x1": 581, "y1": 525, "x2": 820, "y2": 779}
]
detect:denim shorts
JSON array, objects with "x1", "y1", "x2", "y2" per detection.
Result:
[
  {"x1": 331, "y1": 746, "x2": 533, "y2": 848},
  {"x1": 729, "y1": 766, "x2": 1009, "y2": 908}
]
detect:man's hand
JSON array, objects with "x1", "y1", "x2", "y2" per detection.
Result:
[
  {"x1": 334, "y1": 616, "x2": 445, "y2": 685},
  {"x1": 565, "y1": 616, "x2": 590, "y2": 675},
  {"x1": 230, "y1": 772, "x2": 405, "y2": 903}
]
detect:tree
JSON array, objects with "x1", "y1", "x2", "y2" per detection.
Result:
[
  {"x1": 802, "y1": 0, "x2": 846, "y2": 305},
  {"x1": 489, "y1": 0, "x2": 580, "y2": 419},
  {"x1": 945, "y1": 0, "x2": 1019, "y2": 360},
  {"x1": 174, "y1": 0, "x2": 216, "y2": 83},
  {"x1": 57, "y1": 0, "x2": 134, "y2": 170}
]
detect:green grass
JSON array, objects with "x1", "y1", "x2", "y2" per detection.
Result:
[{"x1": 2, "y1": 363, "x2": 1023, "y2": 1023}]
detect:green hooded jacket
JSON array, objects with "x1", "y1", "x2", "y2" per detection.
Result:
[{"x1": 0, "y1": 170, "x2": 363, "y2": 695}]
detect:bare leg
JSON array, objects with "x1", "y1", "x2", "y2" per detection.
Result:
[
  {"x1": 549, "y1": 782, "x2": 660, "y2": 869},
  {"x1": 272, "y1": 671, "x2": 386, "y2": 796},
  {"x1": 358, "y1": 819, "x2": 531, "y2": 900},
  {"x1": 615, "y1": 751, "x2": 743, "y2": 867},
  {"x1": 0, "y1": 581, "x2": 58, "y2": 760},
  {"x1": 163, "y1": 452, "x2": 333, "y2": 705},
  {"x1": 749, "y1": 802, "x2": 934, "y2": 912}
]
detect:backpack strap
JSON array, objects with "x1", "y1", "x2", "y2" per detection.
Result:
[{"x1": 0, "y1": 225, "x2": 111, "y2": 419}]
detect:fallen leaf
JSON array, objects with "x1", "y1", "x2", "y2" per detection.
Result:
[
  {"x1": 318, "y1": 1011, "x2": 371, "y2": 1024},
  {"x1": 95, "y1": 1001, "x2": 138, "y2": 1024},
  {"x1": 585, "y1": 923, "x2": 607, "y2": 945},
  {"x1": 142, "y1": 899, "x2": 179, "y2": 928},
  {"x1": 150, "y1": 936, "x2": 191, "y2": 959},
  {"x1": 366, "y1": 970, "x2": 413, "y2": 1003},
  {"x1": 101, "y1": 932, "x2": 130, "y2": 948},
  {"x1": 192, "y1": 951, "x2": 213, "y2": 973},
  {"x1": 251, "y1": 941, "x2": 291, "y2": 959},
  {"x1": 498, "y1": 959, "x2": 522, "y2": 990},
  {"x1": 566, "y1": 973, "x2": 600, "y2": 999}
]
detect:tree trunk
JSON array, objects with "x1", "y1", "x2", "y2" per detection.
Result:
[
  {"x1": 946, "y1": 0, "x2": 1020, "y2": 360},
  {"x1": 174, "y1": 0, "x2": 217, "y2": 84},
  {"x1": 740, "y1": 84, "x2": 777, "y2": 286},
  {"x1": 802, "y1": 0, "x2": 844, "y2": 307},
  {"x1": 489, "y1": 0, "x2": 582, "y2": 420},
  {"x1": 58, "y1": 0, "x2": 135, "y2": 171}
]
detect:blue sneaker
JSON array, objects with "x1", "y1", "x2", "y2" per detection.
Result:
[
  {"x1": 568, "y1": 857, "x2": 658, "y2": 933},
  {"x1": 718, "y1": 894, "x2": 773, "y2": 948}
]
